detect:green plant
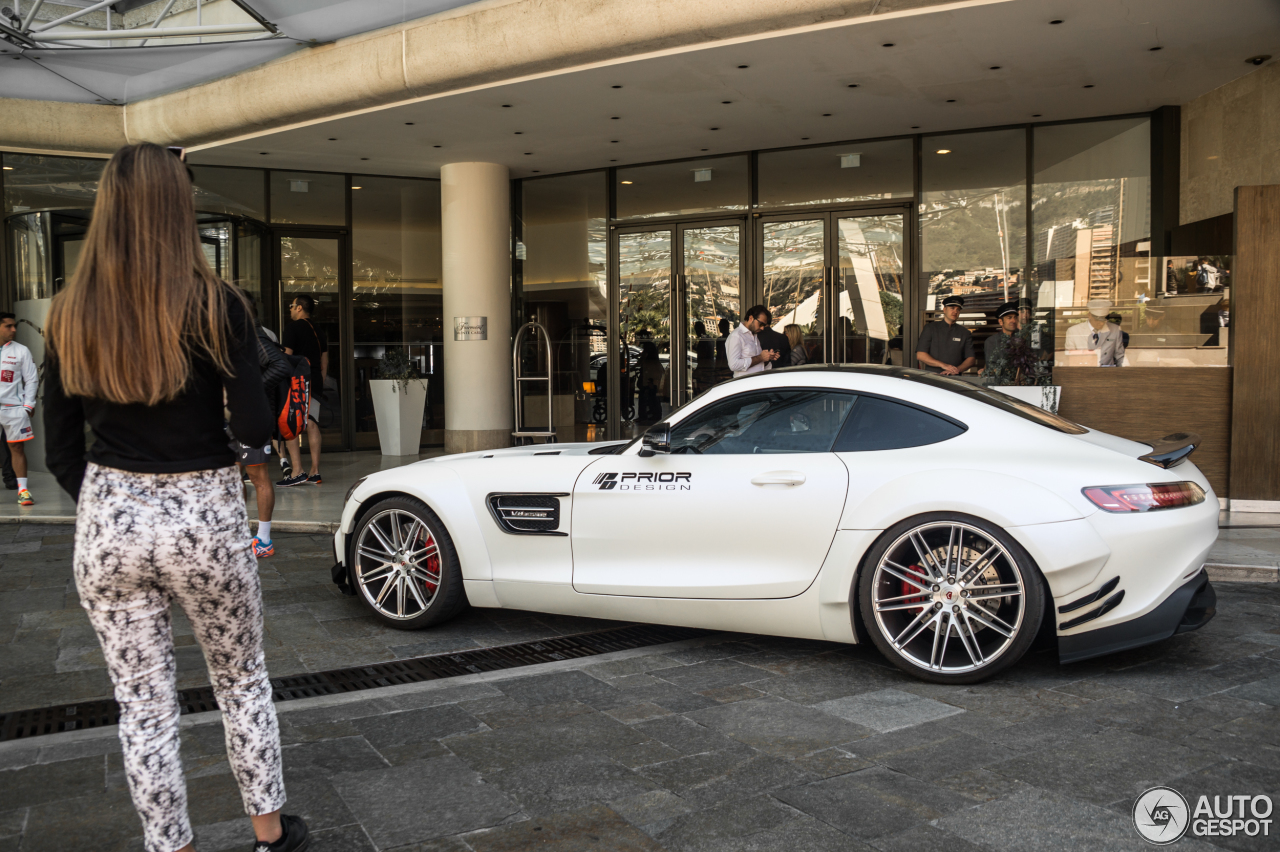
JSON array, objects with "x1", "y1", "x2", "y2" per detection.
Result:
[{"x1": 376, "y1": 347, "x2": 421, "y2": 393}]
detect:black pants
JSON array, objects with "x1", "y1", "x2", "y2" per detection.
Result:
[{"x1": 0, "y1": 428, "x2": 14, "y2": 486}]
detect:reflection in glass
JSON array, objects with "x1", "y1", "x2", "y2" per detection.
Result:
[
  {"x1": 684, "y1": 226, "x2": 740, "y2": 400},
  {"x1": 279, "y1": 237, "x2": 343, "y2": 443},
  {"x1": 763, "y1": 219, "x2": 825, "y2": 366},
  {"x1": 921, "y1": 129, "x2": 1027, "y2": 374},
  {"x1": 758, "y1": 139, "x2": 913, "y2": 208},
  {"x1": 618, "y1": 231, "x2": 672, "y2": 435},
  {"x1": 836, "y1": 215, "x2": 904, "y2": 365},
  {"x1": 2, "y1": 153, "x2": 105, "y2": 213},
  {"x1": 192, "y1": 165, "x2": 266, "y2": 219},
  {"x1": 352, "y1": 178, "x2": 444, "y2": 448},
  {"x1": 616, "y1": 157, "x2": 748, "y2": 220},
  {"x1": 518, "y1": 173, "x2": 608, "y2": 442},
  {"x1": 270, "y1": 171, "x2": 346, "y2": 225}
]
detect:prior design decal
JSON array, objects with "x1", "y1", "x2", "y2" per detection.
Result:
[{"x1": 594, "y1": 472, "x2": 692, "y2": 491}]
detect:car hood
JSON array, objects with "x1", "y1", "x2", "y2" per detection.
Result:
[{"x1": 420, "y1": 441, "x2": 628, "y2": 464}]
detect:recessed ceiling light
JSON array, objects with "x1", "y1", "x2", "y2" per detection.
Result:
[
  {"x1": 722, "y1": 101, "x2": 732, "y2": 104},
  {"x1": 405, "y1": 122, "x2": 414, "y2": 125},
  {"x1": 433, "y1": 145, "x2": 441, "y2": 148},
  {"x1": 1149, "y1": 46, "x2": 1162, "y2": 51},
  {"x1": 327, "y1": 137, "x2": 337, "y2": 141},
  {"x1": 532, "y1": 170, "x2": 540, "y2": 173},
  {"x1": 882, "y1": 43, "x2": 894, "y2": 47},
  {"x1": 610, "y1": 159, "x2": 617, "y2": 162},
  {"x1": 989, "y1": 66, "x2": 1001, "y2": 70},
  {"x1": 1083, "y1": 84, "x2": 1094, "y2": 88},
  {"x1": 611, "y1": 85, "x2": 622, "y2": 89},
  {"x1": 822, "y1": 113, "x2": 832, "y2": 117},
  {"x1": 801, "y1": 137, "x2": 809, "y2": 140},
  {"x1": 2, "y1": 166, "x2": 11, "y2": 170},
  {"x1": 737, "y1": 64, "x2": 748, "y2": 68},
  {"x1": 620, "y1": 180, "x2": 633, "y2": 185},
  {"x1": 259, "y1": 152, "x2": 268, "y2": 155},
  {"x1": 700, "y1": 148, "x2": 709, "y2": 151},
  {"x1": 514, "y1": 131, "x2": 523, "y2": 135},
  {"x1": 911, "y1": 125, "x2": 920, "y2": 129},
  {"x1": 710, "y1": 127, "x2": 719, "y2": 130},
  {"x1": 946, "y1": 99, "x2": 956, "y2": 103},
  {"x1": 524, "y1": 152, "x2": 533, "y2": 155},
  {"x1": 1050, "y1": 19, "x2": 1063, "y2": 24},
  {"x1": 1032, "y1": 114, "x2": 1042, "y2": 117},
  {"x1": 502, "y1": 104, "x2": 512, "y2": 107},
  {"x1": 935, "y1": 149, "x2": 951, "y2": 154},
  {"x1": 360, "y1": 157, "x2": 369, "y2": 160},
  {"x1": 1247, "y1": 55, "x2": 1272, "y2": 65},
  {"x1": 611, "y1": 140, "x2": 619, "y2": 143},
  {"x1": 352, "y1": 186, "x2": 362, "y2": 189}
]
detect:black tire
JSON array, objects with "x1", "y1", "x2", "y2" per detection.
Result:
[
  {"x1": 856, "y1": 512, "x2": 1045, "y2": 684},
  {"x1": 350, "y1": 496, "x2": 468, "y2": 630}
]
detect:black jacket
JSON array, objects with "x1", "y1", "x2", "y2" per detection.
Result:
[{"x1": 257, "y1": 326, "x2": 290, "y2": 401}]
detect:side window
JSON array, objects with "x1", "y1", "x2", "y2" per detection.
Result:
[
  {"x1": 833, "y1": 395, "x2": 966, "y2": 452},
  {"x1": 669, "y1": 390, "x2": 855, "y2": 454}
]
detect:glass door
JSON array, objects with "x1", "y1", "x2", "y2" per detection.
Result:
[
  {"x1": 614, "y1": 222, "x2": 743, "y2": 439},
  {"x1": 760, "y1": 210, "x2": 905, "y2": 365},
  {"x1": 275, "y1": 231, "x2": 350, "y2": 451}
]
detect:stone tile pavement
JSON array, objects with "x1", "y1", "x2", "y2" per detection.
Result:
[{"x1": 1, "y1": 524, "x2": 1279, "y2": 850}]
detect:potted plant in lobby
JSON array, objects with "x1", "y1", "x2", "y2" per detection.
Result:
[
  {"x1": 369, "y1": 347, "x2": 428, "y2": 456},
  {"x1": 983, "y1": 324, "x2": 1061, "y2": 413}
]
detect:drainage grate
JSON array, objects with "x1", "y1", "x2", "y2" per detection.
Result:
[{"x1": 0, "y1": 623, "x2": 704, "y2": 742}]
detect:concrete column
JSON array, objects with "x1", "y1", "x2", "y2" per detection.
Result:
[{"x1": 441, "y1": 162, "x2": 512, "y2": 453}]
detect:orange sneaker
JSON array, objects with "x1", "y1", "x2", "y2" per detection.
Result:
[{"x1": 17, "y1": 489, "x2": 33, "y2": 506}]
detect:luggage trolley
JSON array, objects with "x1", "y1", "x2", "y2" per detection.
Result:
[{"x1": 511, "y1": 321, "x2": 557, "y2": 446}]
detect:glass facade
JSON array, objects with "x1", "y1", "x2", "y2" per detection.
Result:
[
  {"x1": 351, "y1": 177, "x2": 445, "y2": 446},
  {"x1": 758, "y1": 139, "x2": 913, "y2": 208},
  {"x1": 516, "y1": 172, "x2": 609, "y2": 442},
  {"x1": 616, "y1": 156, "x2": 748, "y2": 220},
  {"x1": 270, "y1": 170, "x2": 346, "y2": 226}
]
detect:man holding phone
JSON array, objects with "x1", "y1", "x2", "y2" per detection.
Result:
[{"x1": 727, "y1": 305, "x2": 780, "y2": 378}]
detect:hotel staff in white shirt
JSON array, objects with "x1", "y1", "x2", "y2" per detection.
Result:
[{"x1": 727, "y1": 305, "x2": 780, "y2": 377}]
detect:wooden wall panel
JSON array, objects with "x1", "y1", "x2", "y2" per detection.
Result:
[
  {"x1": 1056, "y1": 367, "x2": 1231, "y2": 497},
  {"x1": 1230, "y1": 185, "x2": 1280, "y2": 501}
]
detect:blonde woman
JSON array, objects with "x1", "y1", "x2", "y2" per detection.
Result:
[
  {"x1": 784, "y1": 324, "x2": 809, "y2": 366},
  {"x1": 44, "y1": 144, "x2": 308, "y2": 852}
]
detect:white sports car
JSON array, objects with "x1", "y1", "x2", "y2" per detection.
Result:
[{"x1": 331, "y1": 366, "x2": 1219, "y2": 684}]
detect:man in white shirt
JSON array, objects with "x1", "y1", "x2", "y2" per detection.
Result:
[
  {"x1": 726, "y1": 305, "x2": 780, "y2": 377},
  {"x1": 0, "y1": 314, "x2": 38, "y2": 505}
]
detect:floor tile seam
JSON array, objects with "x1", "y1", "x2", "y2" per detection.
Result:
[{"x1": 0, "y1": 633, "x2": 734, "y2": 755}]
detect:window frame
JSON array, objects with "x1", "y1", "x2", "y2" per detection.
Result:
[{"x1": 831, "y1": 390, "x2": 969, "y2": 453}]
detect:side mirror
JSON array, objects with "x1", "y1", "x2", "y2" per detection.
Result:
[{"x1": 639, "y1": 422, "x2": 671, "y2": 457}]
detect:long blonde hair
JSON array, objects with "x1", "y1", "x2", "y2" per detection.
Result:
[
  {"x1": 784, "y1": 323, "x2": 804, "y2": 349},
  {"x1": 47, "y1": 143, "x2": 240, "y2": 405}
]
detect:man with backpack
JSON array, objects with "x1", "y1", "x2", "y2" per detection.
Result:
[
  {"x1": 233, "y1": 293, "x2": 292, "y2": 557},
  {"x1": 279, "y1": 295, "x2": 326, "y2": 487}
]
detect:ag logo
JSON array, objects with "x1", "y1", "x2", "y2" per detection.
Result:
[
  {"x1": 594, "y1": 473, "x2": 619, "y2": 490},
  {"x1": 1134, "y1": 786, "x2": 1190, "y2": 844}
]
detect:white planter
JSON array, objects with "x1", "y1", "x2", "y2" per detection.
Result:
[
  {"x1": 370, "y1": 379, "x2": 428, "y2": 456},
  {"x1": 991, "y1": 385, "x2": 1061, "y2": 414}
]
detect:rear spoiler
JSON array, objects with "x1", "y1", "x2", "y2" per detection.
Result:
[{"x1": 1139, "y1": 432, "x2": 1201, "y2": 469}]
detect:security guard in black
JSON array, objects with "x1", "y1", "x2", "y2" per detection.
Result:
[{"x1": 916, "y1": 295, "x2": 975, "y2": 375}]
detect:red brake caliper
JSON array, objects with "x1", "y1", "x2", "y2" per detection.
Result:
[
  {"x1": 902, "y1": 564, "x2": 930, "y2": 612},
  {"x1": 418, "y1": 530, "x2": 439, "y2": 595}
]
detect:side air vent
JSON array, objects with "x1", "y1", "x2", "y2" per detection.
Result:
[
  {"x1": 1058, "y1": 576, "x2": 1120, "y2": 614},
  {"x1": 486, "y1": 493, "x2": 567, "y2": 536},
  {"x1": 1060, "y1": 589, "x2": 1125, "y2": 630}
]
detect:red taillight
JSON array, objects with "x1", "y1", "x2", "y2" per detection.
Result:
[{"x1": 1083, "y1": 482, "x2": 1206, "y2": 513}]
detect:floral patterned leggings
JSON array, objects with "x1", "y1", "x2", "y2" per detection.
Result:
[{"x1": 74, "y1": 463, "x2": 286, "y2": 852}]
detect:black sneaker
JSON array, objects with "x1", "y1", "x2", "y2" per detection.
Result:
[
  {"x1": 252, "y1": 813, "x2": 310, "y2": 852},
  {"x1": 306, "y1": 474, "x2": 322, "y2": 486},
  {"x1": 276, "y1": 474, "x2": 308, "y2": 488},
  {"x1": 3, "y1": 481, "x2": 15, "y2": 491}
]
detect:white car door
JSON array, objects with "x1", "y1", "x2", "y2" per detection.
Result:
[{"x1": 572, "y1": 388, "x2": 852, "y2": 599}]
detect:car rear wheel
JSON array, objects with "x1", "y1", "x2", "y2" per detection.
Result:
[
  {"x1": 351, "y1": 496, "x2": 467, "y2": 630},
  {"x1": 857, "y1": 513, "x2": 1044, "y2": 684}
]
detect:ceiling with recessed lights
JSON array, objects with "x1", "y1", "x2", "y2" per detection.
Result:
[{"x1": 185, "y1": 0, "x2": 1279, "y2": 180}]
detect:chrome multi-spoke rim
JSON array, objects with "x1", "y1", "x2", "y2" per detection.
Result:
[
  {"x1": 871, "y1": 522, "x2": 1025, "y2": 674},
  {"x1": 355, "y1": 509, "x2": 441, "y2": 620}
]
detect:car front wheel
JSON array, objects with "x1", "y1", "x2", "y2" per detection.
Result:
[
  {"x1": 351, "y1": 496, "x2": 468, "y2": 629},
  {"x1": 857, "y1": 513, "x2": 1044, "y2": 684}
]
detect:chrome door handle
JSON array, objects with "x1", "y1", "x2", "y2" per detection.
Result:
[{"x1": 751, "y1": 471, "x2": 806, "y2": 486}]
